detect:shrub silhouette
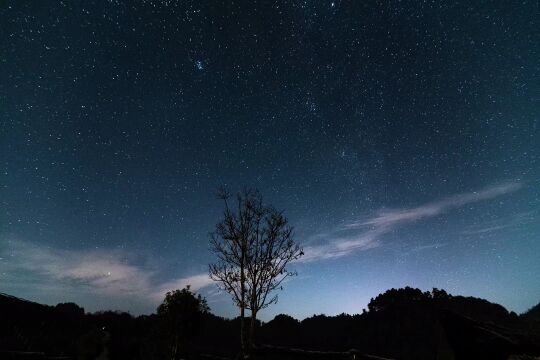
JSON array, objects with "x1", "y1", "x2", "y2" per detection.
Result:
[{"x1": 157, "y1": 286, "x2": 209, "y2": 359}]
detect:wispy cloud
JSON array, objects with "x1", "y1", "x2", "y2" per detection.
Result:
[
  {"x1": 461, "y1": 210, "x2": 536, "y2": 235},
  {"x1": 150, "y1": 273, "x2": 215, "y2": 302},
  {"x1": 0, "y1": 240, "x2": 213, "y2": 307},
  {"x1": 301, "y1": 182, "x2": 522, "y2": 262},
  {"x1": 301, "y1": 228, "x2": 383, "y2": 262}
]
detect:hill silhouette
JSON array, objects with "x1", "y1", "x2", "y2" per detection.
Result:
[
  {"x1": 1, "y1": 288, "x2": 539, "y2": 360},
  {"x1": 523, "y1": 302, "x2": 540, "y2": 323}
]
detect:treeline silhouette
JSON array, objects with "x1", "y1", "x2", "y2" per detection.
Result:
[{"x1": 1, "y1": 287, "x2": 539, "y2": 360}]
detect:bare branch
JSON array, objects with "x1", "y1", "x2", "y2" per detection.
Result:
[{"x1": 208, "y1": 187, "x2": 303, "y2": 351}]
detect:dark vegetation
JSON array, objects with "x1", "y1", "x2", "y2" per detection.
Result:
[{"x1": 1, "y1": 287, "x2": 539, "y2": 360}]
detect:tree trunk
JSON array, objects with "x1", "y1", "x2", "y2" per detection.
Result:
[
  {"x1": 240, "y1": 303, "x2": 246, "y2": 357},
  {"x1": 248, "y1": 310, "x2": 257, "y2": 352},
  {"x1": 240, "y1": 250, "x2": 246, "y2": 358},
  {"x1": 171, "y1": 333, "x2": 178, "y2": 360}
]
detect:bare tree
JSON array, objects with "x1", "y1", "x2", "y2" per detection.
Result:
[
  {"x1": 208, "y1": 187, "x2": 251, "y2": 355},
  {"x1": 244, "y1": 203, "x2": 303, "y2": 348},
  {"x1": 209, "y1": 188, "x2": 303, "y2": 357}
]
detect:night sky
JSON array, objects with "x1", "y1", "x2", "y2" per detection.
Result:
[{"x1": 1, "y1": 1, "x2": 539, "y2": 321}]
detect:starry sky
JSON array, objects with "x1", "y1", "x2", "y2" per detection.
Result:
[{"x1": 1, "y1": 1, "x2": 539, "y2": 320}]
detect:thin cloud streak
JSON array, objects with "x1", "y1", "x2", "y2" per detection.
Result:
[
  {"x1": 301, "y1": 228, "x2": 384, "y2": 262},
  {"x1": 301, "y1": 182, "x2": 522, "y2": 262},
  {"x1": 348, "y1": 182, "x2": 522, "y2": 229},
  {"x1": 461, "y1": 210, "x2": 536, "y2": 235}
]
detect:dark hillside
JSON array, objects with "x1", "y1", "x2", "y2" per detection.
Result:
[
  {"x1": 1, "y1": 288, "x2": 539, "y2": 360},
  {"x1": 522, "y1": 303, "x2": 540, "y2": 323},
  {"x1": 0, "y1": 293, "x2": 85, "y2": 356},
  {"x1": 257, "y1": 288, "x2": 540, "y2": 360}
]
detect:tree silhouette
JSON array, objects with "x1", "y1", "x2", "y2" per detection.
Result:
[
  {"x1": 157, "y1": 286, "x2": 209, "y2": 360},
  {"x1": 208, "y1": 187, "x2": 250, "y2": 355},
  {"x1": 244, "y1": 199, "x2": 304, "y2": 350},
  {"x1": 209, "y1": 187, "x2": 303, "y2": 357},
  {"x1": 367, "y1": 286, "x2": 431, "y2": 312}
]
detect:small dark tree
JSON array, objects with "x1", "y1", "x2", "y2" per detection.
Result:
[
  {"x1": 432, "y1": 287, "x2": 449, "y2": 300},
  {"x1": 209, "y1": 188, "x2": 303, "y2": 357},
  {"x1": 157, "y1": 286, "x2": 209, "y2": 360}
]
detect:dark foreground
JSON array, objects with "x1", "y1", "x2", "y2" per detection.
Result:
[{"x1": 1, "y1": 288, "x2": 539, "y2": 360}]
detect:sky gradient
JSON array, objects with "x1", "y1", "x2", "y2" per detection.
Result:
[{"x1": 1, "y1": 1, "x2": 539, "y2": 321}]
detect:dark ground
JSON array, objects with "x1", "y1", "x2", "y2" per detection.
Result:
[{"x1": 1, "y1": 287, "x2": 539, "y2": 360}]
